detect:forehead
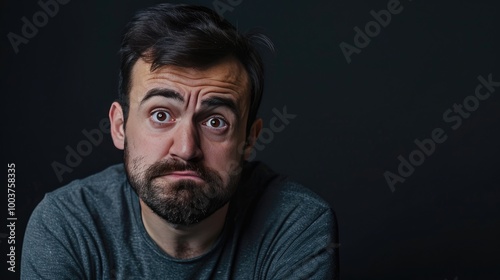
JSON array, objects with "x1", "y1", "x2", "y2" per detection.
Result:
[{"x1": 129, "y1": 56, "x2": 250, "y2": 103}]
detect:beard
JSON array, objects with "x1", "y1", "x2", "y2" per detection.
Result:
[{"x1": 123, "y1": 143, "x2": 241, "y2": 226}]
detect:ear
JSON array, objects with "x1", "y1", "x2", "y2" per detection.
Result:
[
  {"x1": 109, "y1": 102, "x2": 125, "y2": 150},
  {"x1": 243, "y1": 118, "x2": 262, "y2": 160}
]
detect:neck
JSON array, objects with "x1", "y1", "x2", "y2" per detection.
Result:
[{"x1": 140, "y1": 200, "x2": 229, "y2": 259}]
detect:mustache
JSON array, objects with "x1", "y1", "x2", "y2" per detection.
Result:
[{"x1": 145, "y1": 159, "x2": 213, "y2": 182}]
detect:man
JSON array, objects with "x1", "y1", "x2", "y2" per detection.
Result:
[{"x1": 21, "y1": 3, "x2": 339, "y2": 279}]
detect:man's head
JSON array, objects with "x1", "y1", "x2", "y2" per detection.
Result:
[{"x1": 109, "y1": 3, "x2": 270, "y2": 226}]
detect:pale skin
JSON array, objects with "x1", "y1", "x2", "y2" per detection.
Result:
[{"x1": 109, "y1": 56, "x2": 262, "y2": 259}]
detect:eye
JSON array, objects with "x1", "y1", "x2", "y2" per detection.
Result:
[
  {"x1": 151, "y1": 110, "x2": 174, "y2": 124},
  {"x1": 204, "y1": 117, "x2": 228, "y2": 129}
]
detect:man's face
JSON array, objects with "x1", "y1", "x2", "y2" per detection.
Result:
[{"x1": 110, "y1": 56, "x2": 258, "y2": 226}]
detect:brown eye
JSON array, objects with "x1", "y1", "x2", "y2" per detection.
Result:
[
  {"x1": 205, "y1": 117, "x2": 227, "y2": 128},
  {"x1": 152, "y1": 111, "x2": 173, "y2": 123}
]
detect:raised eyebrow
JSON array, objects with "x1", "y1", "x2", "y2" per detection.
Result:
[
  {"x1": 200, "y1": 96, "x2": 240, "y2": 118},
  {"x1": 140, "y1": 88, "x2": 184, "y2": 106}
]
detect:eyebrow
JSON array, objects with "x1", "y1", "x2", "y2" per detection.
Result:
[
  {"x1": 139, "y1": 88, "x2": 240, "y2": 117},
  {"x1": 140, "y1": 88, "x2": 184, "y2": 106},
  {"x1": 201, "y1": 96, "x2": 240, "y2": 118}
]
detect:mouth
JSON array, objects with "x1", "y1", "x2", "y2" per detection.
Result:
[{"x1": 159, "y1": 170, "x2": 204, "y2": 182}]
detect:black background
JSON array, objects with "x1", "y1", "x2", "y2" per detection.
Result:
[{"x1": 2, "y1": 0, "x2": 499, "y2": 279}]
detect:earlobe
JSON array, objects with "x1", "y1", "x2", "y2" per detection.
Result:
[
  {"x1": 244, "y1": 118, "x2": 262, "y2": 160},
  {"x1": 109, "y1": 102, "x2": 125, "y2": 150}
]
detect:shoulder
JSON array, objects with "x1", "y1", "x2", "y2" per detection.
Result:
[
  {"x1": 248, "y1": 161, "x2": 333, "y2": 209},
  {"x1": 272, "y1": 178, "x2": 332, "y2": 210},
  {"x1": 238, "y1": 161, "x2": 336, "y2": 227},
  {"x1": 35, "y1": 163, "x2": 129, "y2": 219},
  {"x1": 24, "y1": 163, "x2": 130, "y2": 253},
  {"x1": 263, "y1": 174, "x2": 336, "y2": 230},
  {"x1": 49, "y1": 163, "x2": 126, "y2": 198}
]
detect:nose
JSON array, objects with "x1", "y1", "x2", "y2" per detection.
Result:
[{"x1": 169, "y1": 120, "x2": 203, "y2": 162}]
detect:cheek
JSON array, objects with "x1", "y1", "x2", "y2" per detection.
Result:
[
  {"x1": 202, "y1": 140, "x2": 242, "y2": 173},
  {"x1": 125, "y1": 125, "x2": 168, "y2": 164}
]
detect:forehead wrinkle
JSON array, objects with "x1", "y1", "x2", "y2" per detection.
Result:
[
  {"x1": 131, "y1": 58, "x2": 251, "y2": 119},
  {"x1": 145, "y1": 66, "x2": 248, "y2": 94},
  {"x1": 145, "y1": 75, "x2": 242, "y2": 94}
]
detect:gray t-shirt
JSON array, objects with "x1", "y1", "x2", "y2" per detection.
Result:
[{"x1": 21, "y1": 162, "x2": 338, "y2": 279}]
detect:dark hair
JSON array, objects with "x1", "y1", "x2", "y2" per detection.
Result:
[{"x1": 118, "y1": 3, "x2": 273, "y2": 133}]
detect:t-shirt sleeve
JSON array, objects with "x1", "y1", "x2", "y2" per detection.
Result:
[
  {"x1": 21, "y1": 195, "x2": 85, "y2": 279},
  {"x1": 267, "y1": 207, "x2": 339, "y2": 280}
]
